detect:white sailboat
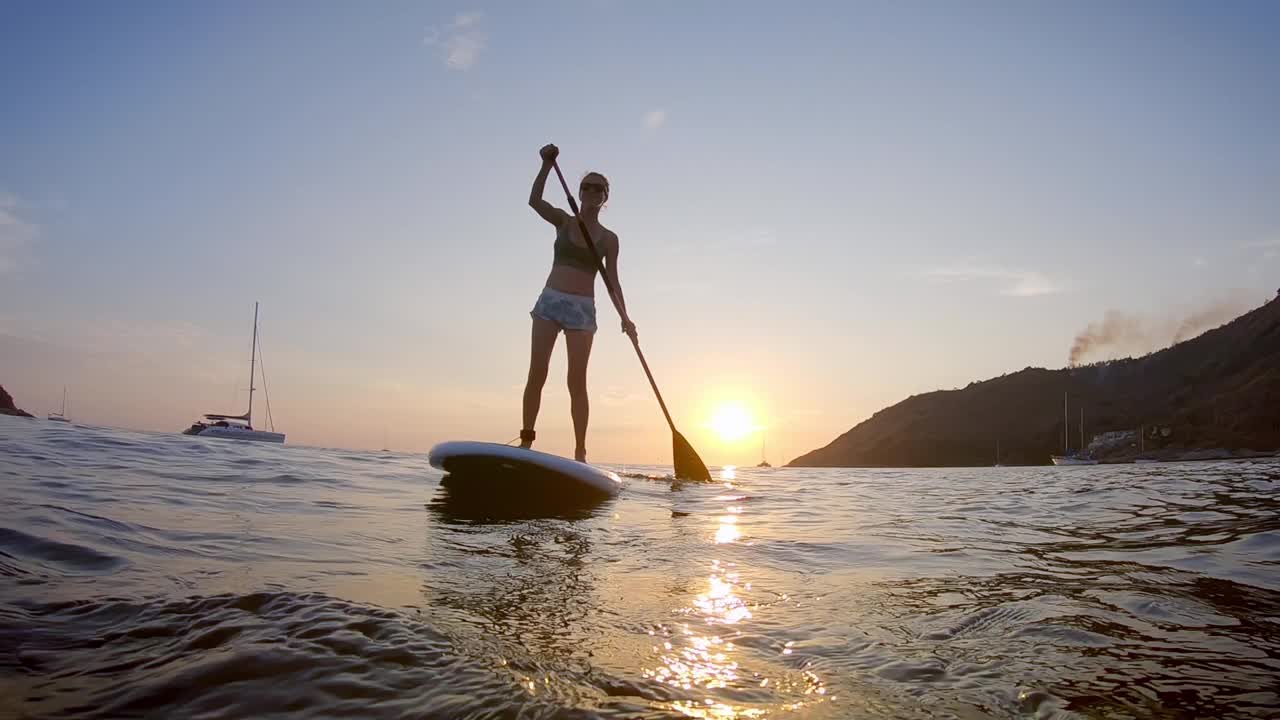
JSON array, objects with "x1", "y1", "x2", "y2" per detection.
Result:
[
  {"x1": 182, "y1": 302, "x2": 285, "y2": 443},
  {"x1": 47, "y1": 386, "x2": 71, "y2": 423},
  {"x1": 1051, "y1": 392, "x2": 1098, "y2": 465},
  {"x1": 1051, "y1": 454, "x2": 1097, "y2": 466}
]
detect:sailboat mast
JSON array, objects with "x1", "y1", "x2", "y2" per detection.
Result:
[
  {"x1": 60, "y1": 386, "x2": 67, "y2": 415},
  {"x1": 247, "y1": 302, "x2": 259, "y2": 426},
  {"x1": 1063, "y1": 391, "x2": 1068, "y2": 453},
  {"x1": 1079, "y1": 407, "x2": 1084, "y2": 452}
]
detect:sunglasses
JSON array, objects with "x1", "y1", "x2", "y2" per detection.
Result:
[{"x1": 580, "y1": 182, "x2": 608, "y2": 193}]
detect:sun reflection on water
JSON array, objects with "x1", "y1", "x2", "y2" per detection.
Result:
[
  {"x1": 694, "y1": 566, "x2": 753, "y2": 626},
  {"x1": 643, "y1": 477, "x2": 829, "y2": 719},
  {"x1": 669, "y1": 700, "x2": 767, "y2": 719},
  {"x1": 714, "y1": 515, "x2": 741, "y2": 544},
  {"x1": 645, "y1": 560, "x2": 752, "y2": 695}
]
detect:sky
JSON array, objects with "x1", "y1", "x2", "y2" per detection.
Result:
[{"x1": 2, "y1": 1, "x2": 1278, "y2": 466}]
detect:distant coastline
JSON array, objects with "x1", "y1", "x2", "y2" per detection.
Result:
[
  {"x1": 1115, "y1": 448, "x2": 1279, "y2": 464},
  {"x1": 0, "y1": 385, "x2": 34, "y2": 418},
  {"x1": 790, "y1": 294, "x2": 1280, "y2": 468}
]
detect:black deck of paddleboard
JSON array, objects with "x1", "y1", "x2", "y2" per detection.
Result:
[{"x1": 437, "y1": 454, "x2": 615, "y2": 502}]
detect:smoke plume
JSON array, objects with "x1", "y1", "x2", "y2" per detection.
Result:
[{"x1": 1068, "y1": 299, "x2": 1252, "y2": 365}]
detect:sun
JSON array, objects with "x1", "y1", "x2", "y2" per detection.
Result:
[{"x1": 709, "y1": 403, "x2": 756, "y2": 443}]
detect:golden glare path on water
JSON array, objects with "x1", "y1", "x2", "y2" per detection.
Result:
[{"x1": 643, "y1": 466, "x2": 831, "y2": 719}]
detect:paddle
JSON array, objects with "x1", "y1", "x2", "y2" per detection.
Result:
[{"x1": 551, "y1": 160, "x2": 712, "y2": 482}]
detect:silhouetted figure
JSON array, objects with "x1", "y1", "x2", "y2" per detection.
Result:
[{"x1": 520, "y1": 143, "x2": 636, "y2": 463}]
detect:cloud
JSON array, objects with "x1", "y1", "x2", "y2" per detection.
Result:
[
  {"x1": 1244, "y1": 237, "x2": 1280, "y2": 261},
  {"x1": 746, "y1": 227, "x2": 776, "y2": 247},
  {"x1": 82, "y1": 319, "x2": 211, "y2": 354},
  {"x1": 445, "y1": 33, "x2": 484, "y2": 70},
  {"x1": 424, "y1": 12, "x2": 486, "y2": 71},
  {"x1": 921, "y1": 264, "x2": 1061, "y2": 297},
  {"x1": 1234, "y1": 237, "x2": 1280, "y2": 262},
  {"x1": 643, "y1": 109, "x2": 667, "y2": 129},
  {"x1": 1241, "y1": 237, "x2": 1280, "y2": 249},
  {"x1": 452, "y1": 12, "x2": 482, "y2": 29},
  {"x1": 0, "y1": 192, "x2": 40, "y2": 274}
]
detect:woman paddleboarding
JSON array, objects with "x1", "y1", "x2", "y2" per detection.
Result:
[{"x1": 520, "y1": 143, "x2": 637, "y2": 462}]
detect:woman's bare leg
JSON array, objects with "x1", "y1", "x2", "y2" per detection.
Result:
[
  {"x1": 522, "y1": 316, "x2": 560, "y2": 447},
  {"x1": 564, "y1": 329, "x2": 594, "y2": 461}
]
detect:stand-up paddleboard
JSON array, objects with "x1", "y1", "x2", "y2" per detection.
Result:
[{"x1": 428, "y1": 441, "x2": 622, "y2": 501}]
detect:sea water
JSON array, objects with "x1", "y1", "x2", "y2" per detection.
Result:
[{"x1": 2, "y1": 416, "x2": 1277, "y2": 718}]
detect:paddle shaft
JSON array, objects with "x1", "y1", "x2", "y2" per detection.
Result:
[{"x1": 550, "y1": 161, "x2": 679, "y2": 435}]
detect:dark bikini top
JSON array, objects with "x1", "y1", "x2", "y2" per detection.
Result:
[{"x1": 553, "y1": 221, "x2": 602, "y2": 274}]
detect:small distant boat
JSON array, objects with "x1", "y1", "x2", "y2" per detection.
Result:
[
  {"x1": 1051, "y1": 454, "x2": 1099, "y2": 466},
  {"x1": 756, "y1": 434, "x2": 771, "y2": 468},
  {"x1": 185, "y1": 413, "x2": 284, "y2": 443},
  {"x1": 183, "y1": 302, "x2": 285, "y2": 444},
  {"x1": 47, "y1": 386, "x2": 71, "y2": 423},
  {"x1": 1050, "y1": 392, "x2": 1097, "y2": 465}
]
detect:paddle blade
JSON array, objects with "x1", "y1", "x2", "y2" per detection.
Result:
[{"x1": 672, "y1": 430, "x2": 712, "y2": 482}]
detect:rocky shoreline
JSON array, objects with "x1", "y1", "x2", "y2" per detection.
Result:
[
  {"x1": 1100, "y1": 448, "x2": 1279, "y2": 465},
  {"x1": 0, "y1": 385, "x2": 34, "y2": 418}
]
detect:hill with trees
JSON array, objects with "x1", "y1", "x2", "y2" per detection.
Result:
[{"x1": 790, "y1": 294, "x2": 1280, "y2": 467}]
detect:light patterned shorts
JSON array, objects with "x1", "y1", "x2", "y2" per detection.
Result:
[{"x1": 530, "y1": 287, "x2": 597, "y2": 333}]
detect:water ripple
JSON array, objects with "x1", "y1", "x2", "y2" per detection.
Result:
[{"x1": 2, "y1": 415, "x2": 1278, "y2": 718}]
